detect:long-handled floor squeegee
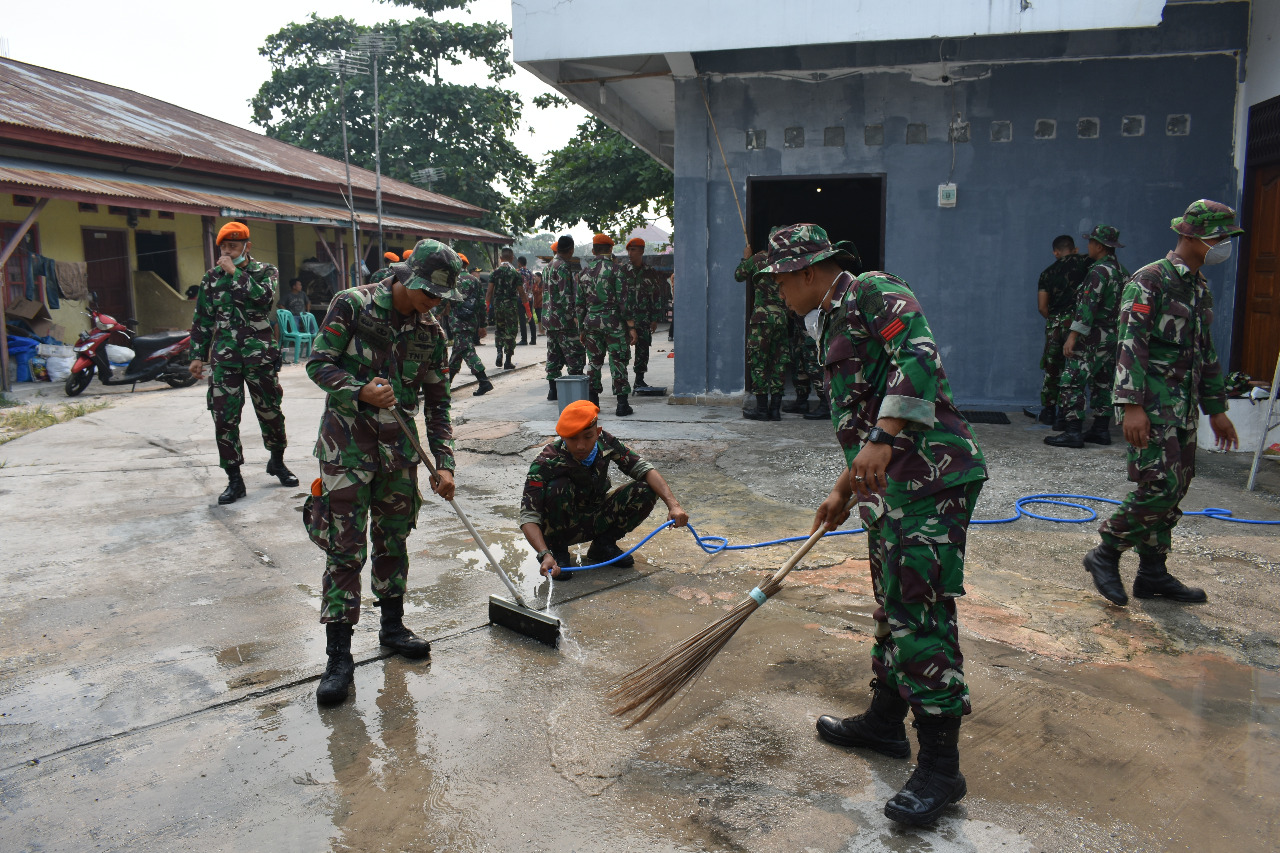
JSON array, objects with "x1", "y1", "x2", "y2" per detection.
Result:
[{"x1": 390, "y1": 409, "x2": 562, "y2": 647}]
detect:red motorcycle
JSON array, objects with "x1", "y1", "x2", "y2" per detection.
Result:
[{"x1": 64, "y1": 302, "x2": 197, "y2": 396}]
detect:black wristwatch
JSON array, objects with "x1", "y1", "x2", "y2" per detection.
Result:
[
  {"x1": 866, "y1": 426, "x2": 896, "y2": 446},
  {"x1": 536, "y1": 549, "x2": 553, "y2": 561}
]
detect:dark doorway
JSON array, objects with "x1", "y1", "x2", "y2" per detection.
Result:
[
  {"x1": 1236, "y1": 94, "x2": 1280, "y2": 379},
  {"x1": 746, "y1": 175, "x2": 885, "y2": 271},
  {"x1": 81, "y1": 228, "x2": 132, "y2": 321},
  {"x1": 135, "y1": 231, "x2": 179, "y2": 292}
]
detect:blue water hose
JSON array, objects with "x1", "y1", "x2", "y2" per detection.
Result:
[{"x1": 557, "y1": 492, "x2": 1279, "y2": 572}]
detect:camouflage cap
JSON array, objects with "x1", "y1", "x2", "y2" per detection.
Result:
[
  {"x1": 389, "y1": 238, "x2": 463, "y2": 301},
  {"x1": 1083, "y1": 224, "x2": 1124, "y2": 248},
  {"x1": 761, "y1": 224, "x2": 860, "y2": 275},
  {"x1": 1170, "y1": 199, "x2": 1244, "y2": 239}
]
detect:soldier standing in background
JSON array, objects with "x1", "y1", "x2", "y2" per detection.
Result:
[
  {"x1": 543, "y1": 236, "x2": 585, "y2": 401},
  {"x1": 765, "y1": 223, "x2": 987, "y2": 827},
  {"x1": 578, "y1": 234, "x2": 636, "y2": 416},
  {"x1": 189, "y1": 221, "x2": 298, "y2": 505},
  {"x1": 304, "y1": 239, "x2": 461, "y2": 706},
  {"x1": 448, "y1": 253, "x2": 493, "y2": 396},
  {"x1": 517, "y1": 256, "x2": 536, "y2": 346},
  {"x1": 486, "y1": 248, "x2": 523, "y2": 370},
  {"x1": 1028, "y1": 235, "x2": 1090, "y2": 427},
  {"x1": 1046, "y1": 225, "x2": 1129, "y2": 448},
  {"x1": 1082, "y1": 200, "x2": 1240, "y2": 608},
  {"x1": 622, "y1": 238, "x2": 663, "y2": 389},
  {"x1": 736, "y1": 248, "x2": 788, "y2": 421}
]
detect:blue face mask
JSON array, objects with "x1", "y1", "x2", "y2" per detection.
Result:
[{"x1": 580, "y1": 443, "x2": 600, "y2": 466}]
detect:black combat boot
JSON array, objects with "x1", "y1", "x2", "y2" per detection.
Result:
[
  {"x1": 266, "y1": 449, "x2": 298, "y2": 487},
  {"x1": 1044, "y1": 420, "x2": 1085, "y2": 448},
  {"x1": 768, "y1": 393, "x2": 783, "y2": 421},
  {"x1": 816, "y1": 678, "x2": 912, "y2": 758},
  {"x1": 744, "y1": 393, "x2": 769, "y2": 420},
  {"x1": 1053, "y1": 415, "x2": 1069, "y2": 431},
  {"x1": 494, "y1": 352, "x2": 503, "y2": 368},
  {"x1": 587, "y1": 539, "x2": 635, "y2": 568},
  {"x1": 316, "y1": 622, "x2": 355, "y2": 705},
  {"x1": 1083, "y1": 542, "x2": 1128, "y2": 605},
  {"x1": 377, "y1": 597, "x2": 431, "y2": 659},
  {"x1": 805, "y1": 388, "x2": 831, "y2": 420},
  {"x1": 782, "y1": 390, "x2": 811, "y2": 414},
  {"x1": 589, "y1": 388, "x2": 600, "y2": 406},
  {"x1": 504, "y1": 356, "x2": 515, "y2": 370},
  {"x1": 547, "y1": 379, "x2": 558, "y2": 401},
  {"x1": 1133, "y1": 552, "x2": 1207, "y2": 603},
  {"x1": 1037, "y1": 404, "x2": 1057, "y2": 426},
  {"x1": 616, "y1": 394, "x2": 634, "y2": 417},
  {"x1": 473, "y1": 371, "x2": 494, "y2": 396},
  {"x1": 218, "y1": 466, "x2": 246, "y2": 505},
  {"x1": 884, "y1": 716, "x2": 966, "y2": 826},
  {"x1": 1082, "y1": 415, "x2": 1112, "y2": 445},
  {"x1": 634, "y1": 372, "x2": 646, "y2": 389}
]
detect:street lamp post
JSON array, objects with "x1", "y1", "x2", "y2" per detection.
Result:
[
  {"x1": 326, "y1": 50, "x2": 368, "y2": 287},
  {"x1": 354, "y1": 32, "x2": 397, "y2": 261}
]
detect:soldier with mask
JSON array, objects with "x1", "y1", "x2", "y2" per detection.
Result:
[
  {"x1": 189, "y1": 221, "x2": 298, "y2": 504},
  {"x1": 304, "y1": 239, "x2": 461, "y2": 706},
  {"x1": 486, "y1": 248, "x2": 523, "y2": 370},
  {"x1": 1046, "y1": 225, "x2": 1129, "y2": 448},
  {"x1": 736, "y1": 248, "x2": 789, "y2": 420},
  {"x1": 1082, "y1": 200, "x2": 1240, "y2": 608},
  {"x1": 765, "y1": 223, "x2": 987, "y2": 827},
  {"x1": 578, "y1": 234, "x2": 636, "y2": 416},
  {"x1": 543, "y1": 236, "x2": 585, "y2": 401},
  {"x1": 447, "y1": 252, "x2": 493, "y2": 396},
  {"x1": 1028, "y1": 236, "x2": 1091, "y2": 427},
  {"x1": 622, "y1": 238, "x2": 663, "y2": 389}
]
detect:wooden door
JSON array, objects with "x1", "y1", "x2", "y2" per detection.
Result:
[
  {"x1": 1242, "y1": 165, "x2": 1280, "y2": 377},
  {"x1": 82, "y1": 228, "x2": 132, "y2": 321}
]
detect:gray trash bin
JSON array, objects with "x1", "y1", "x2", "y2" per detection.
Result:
[{"x1": 555, "y1": 375, "x2": 590, "y2": 413}]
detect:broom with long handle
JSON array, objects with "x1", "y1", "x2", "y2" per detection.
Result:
[{"x1": 608, "y1": 494, "x2": 860, "y2": 726}]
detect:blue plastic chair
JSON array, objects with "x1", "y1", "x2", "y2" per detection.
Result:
[
  {"x1": 300, "y1": 311, "x2": 320, "y2": 339},
  {"x1": 276, "y1": 309, "x2": 311, "y2": 363}
]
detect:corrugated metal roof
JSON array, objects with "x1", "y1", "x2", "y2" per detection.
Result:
[
  {"x1": 0, "y1": 158, "x2": 509, "y2": 243},
  {"x1": 0, "y1": 57, "x2": 484, "y2": 217}
]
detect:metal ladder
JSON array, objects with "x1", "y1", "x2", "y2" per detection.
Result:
[{"x1": 1246, "y1": 352, "x2": 1280, "y2": 491}]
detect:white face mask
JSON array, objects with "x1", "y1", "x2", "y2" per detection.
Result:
[
  {"x1": 804, "y1": 308, "x2": 822, "y2": 341},
  {"x1": 1200, "y1": 237, "x2": 1232, "y2": 266}
]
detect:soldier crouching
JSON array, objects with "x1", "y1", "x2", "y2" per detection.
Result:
[{"x1": 304, "y1": 239, "x2": 463, "y2": 706}]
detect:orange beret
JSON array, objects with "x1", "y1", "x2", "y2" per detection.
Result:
[
  {"x1": 626, "y1": 238, "x2": 645, "y2": 249},
  {"x1": 592, "y1": 233, "x2": 614, "y2": 246},
  {"x1": 216, "y1": 221, "x2": 250, "y2": 245},
  {"x1": 401, "y1": 250, "x2": 412, "y2": 261},
  {"x1": 556, "y1": 400, "x2": 600, "y2": 438},
  {"x1": 383, "y1": 251, "x2": 399, "y2": 263},
  {"x1": 310, "y1": 477, "x2": 323, "y2": 497},
  {"x1": 457, "y1": 253, "x2": 469, "y2": 265}
]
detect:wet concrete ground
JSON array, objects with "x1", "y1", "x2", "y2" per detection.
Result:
[{"x1": 2, "y1": 330, "x2": 1278, "y2": 852}]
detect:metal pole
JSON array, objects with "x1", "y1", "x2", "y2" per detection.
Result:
[
  {"x1": 372, "y1": 53, "x2": 385, "y2": 260},
  {"x1": 337, "y1": 67, "x2": 360, "y2": 287}
]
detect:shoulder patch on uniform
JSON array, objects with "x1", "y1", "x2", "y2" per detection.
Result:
[
  {"x1": 880, "y1": 317, "x2": 906, "y2": 342},
  {"x1": 1131, "y1": 303, "x2": 1151, "y2": 315}
]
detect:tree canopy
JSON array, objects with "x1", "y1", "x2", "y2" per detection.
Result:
[{"x1": 250, "y1": 3, "x2": 532, "y2": 235}]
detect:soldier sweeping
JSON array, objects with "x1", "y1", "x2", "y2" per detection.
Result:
[
  {"x1": 304, "y1": 239, "x2": 461, "y2": 706},
  {"x1": 189, "y1": 221, "x2": 297, "y2": 504},
  {"x1": 1082, "y1": 200, "x2": 1240, "y2": 607},
  {"x1": 764, "y1": 223, "x2": 987, "y2": 826}
]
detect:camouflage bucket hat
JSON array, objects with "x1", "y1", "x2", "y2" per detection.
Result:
[
  {"x1": 761, "y1": 224, "x2": 859, "y2": 275},
  {"x1": 390, "y1": 239, "x2": 464, "y2": 300},
  {"x1": 1083, "y1": 224, "x2": 1124, "y2": 248},
  {"x1": 1170, "y1": 199, "x2": 1244, "y2": 239}
]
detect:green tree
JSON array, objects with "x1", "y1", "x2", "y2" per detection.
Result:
[
  {"x1": 518, "y1": 117, "x2": 673, "y2": 236},
  {"x1": 250, "y1": 1, "x2": 531, "y2": 235}
]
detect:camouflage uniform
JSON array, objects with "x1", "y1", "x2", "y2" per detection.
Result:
[
  {"x1": 1037, "y1": 254, "x2": 1090, "y2": 407},
  {"x1": 786, "y1": 309, "x2": 822, "y2": 398},
  {"x1": 1057, "y1": 250, "x2": 1130, "y2": 422},
  {"x1": 1099, "y1": 251, "x2": 1227, "y2": 555},
  {"x1": 489, "y1": 263, "x2": 523, "y2": 361},
  {"x1": 543, "y1": 256, "x2": 585, "y2": 380},
  {"x1": 736, "y1": 253, "x2": 788, "y2": 394},
  {"x1": 448, "y1": 272, "x2": 487, "y2": 382},
  {"x1": 622, "y1": 260, "x2": 664, "y2": 380},
  {"x1": 305, "y1": 280, "x2": 456, "y2": 625},
  {"x1": 577, "y1": 253, "x2": 632, "y2": 397},
  {"x1": 519, "y1": 429, "x2": 657, "y2": 551},
  {"x1": 189, "y1": 258, "x2": 286, "y2": 470},
  {"x1": 763, "y1": 226, "x2": 987, "y2": 719}
]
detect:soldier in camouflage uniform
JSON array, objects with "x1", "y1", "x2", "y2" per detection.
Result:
[
  {"x1": 763, "y1": 223, "x2": 987, "y2": 827},
  {"x1": 779, "y1": 310, "x2": 824, "y2": 416},
  {"x1": 735, "y1": 250, "x2": 788, "y2": 420},
  {"x1": 487, "y1": 248, "x2": 523, "y2": 370},
  {"x1": 304, "y1": 238, "x2": 462, "y2": 706},
  {"x1": 448, "y1": 257, "x2": 492, "y2": 395},
  {"x1": 578, "y1": 233, "x2": 637, "y2": 416},
  {"x1": 189, "y1": 221, "x2": 298, "y2": 505},
  {"x1": 622, "y1": 238, "x2": 664, "y2": 388},
  {"x1": 1082, "y1": 200, "x2": 1241, "y2": 608},
  {"x1": 519, "y1": 399, "x2": 687, "y2": 579},
  {"x1": 1046, "y1": 225, "x2": 1130, "y2": 448},
  {"x1": 543, "y1": 236, "x2": 586, "y2": 401},
  {"x1": 1028, "y1": 235, "x2": 1091, "y2": 426}
]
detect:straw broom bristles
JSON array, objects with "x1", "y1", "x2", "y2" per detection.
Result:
[{"x1": 609, "y1": 500, "x2": 856, "y2": 726}]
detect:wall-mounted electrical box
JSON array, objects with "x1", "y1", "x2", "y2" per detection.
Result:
[{"x1": 938, "y1": 183, "x2": 957, "y2": 208}]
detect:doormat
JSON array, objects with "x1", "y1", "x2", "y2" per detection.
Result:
[{"x1": 961, "y1": 411, "x2": 1011, "y2": 424}]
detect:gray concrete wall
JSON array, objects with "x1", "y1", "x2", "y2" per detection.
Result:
[{"x1": 674, "y1": 49, "x2": 1243, "y2": 404}]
